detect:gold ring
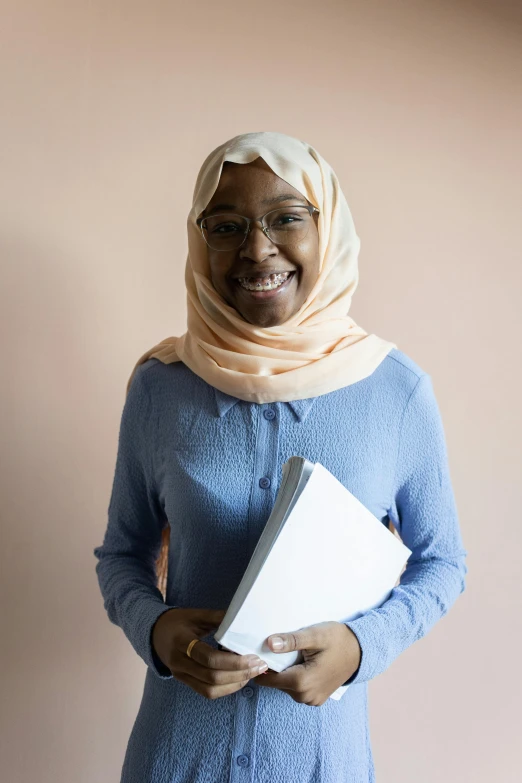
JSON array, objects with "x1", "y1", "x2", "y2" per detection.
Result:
[{"x1": 186, "y1": 639, "x2": 199, "y2": 659}]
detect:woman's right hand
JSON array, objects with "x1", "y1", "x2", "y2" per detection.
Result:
[{"x1": 151, "y1": 607, "x2": 268, "y2": 699}]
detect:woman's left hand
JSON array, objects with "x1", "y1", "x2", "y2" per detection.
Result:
[{"x1": 255, "y1": 621, "x2": 361, "y2": 706}]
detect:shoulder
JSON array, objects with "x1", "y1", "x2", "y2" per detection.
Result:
[
  {"x1": 128, "y1": 357, "x2": 212, "y2": 409},
  {"x1": 130, "y1": 357, "x2": 194, "y2": 388},
  {"x1": 377, "y1": 349, "x2": 445, "y2": 443},
  {"x1": 375, "y1": 346, "x2": 431, "y2": 403},
  {"x1": 348, "y1": 346, "x2": 439, "y2": 428},
  {"x1": 381, "y1": 346, "x2": 428, "y2": 382}
]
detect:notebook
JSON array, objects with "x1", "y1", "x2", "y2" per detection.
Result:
[{"x1": 215, "y1": 456, "x2": 411, "y2": 700}]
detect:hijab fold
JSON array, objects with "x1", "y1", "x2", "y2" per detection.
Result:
[{"x1": 127, "y1": 131, "x2": 396, "y2": 403}]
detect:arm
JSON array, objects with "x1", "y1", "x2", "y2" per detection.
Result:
[
  {"x1": 343, "y1": 373, "x2": 468, "y2": 685},
  {"x1": 93, "y1": 364, "x2": 175, "y2": 679}
]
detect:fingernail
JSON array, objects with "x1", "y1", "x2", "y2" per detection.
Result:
[
  {"x1": 247, "y1": 655, "x2": 262, "y2": 665},
  {"x1": 256, "y1": 663, "x2": 268, "y2": 674},
  {"x1": 271, "y1": 636, "x2": 284, "y2": 650}
]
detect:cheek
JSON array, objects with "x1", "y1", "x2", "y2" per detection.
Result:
[
  {"x1": 208, "y1": 255, "x2": 231, "y2": 289},
  {"x1": 298, "y1": 247, "x2": 320, "y2": 294},
  {"x1": 207, "y1": 256, "x2": 239, "y2": 308},
  {"x1": 301, "y1": 269, "x2": 319, "y2": 302}
]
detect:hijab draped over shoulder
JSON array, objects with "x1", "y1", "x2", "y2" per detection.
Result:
[{"x1": 127, "y1": 131, "x2": 396, "y2": 403}]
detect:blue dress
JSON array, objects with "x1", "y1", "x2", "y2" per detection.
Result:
[{"x1": 93, "y1": 348, "x2": 468, "y2": 782}]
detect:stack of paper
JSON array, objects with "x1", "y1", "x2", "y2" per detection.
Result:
[{"x1": 215, "y1": 457, "x2": 411, "y2": 701}]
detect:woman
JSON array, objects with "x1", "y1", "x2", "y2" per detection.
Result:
[{"x1": 94, "y1": 131, "x2": 468, "y2": 783}]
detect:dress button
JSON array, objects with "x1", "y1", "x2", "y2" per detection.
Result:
[
  {"x1": 259, "y1": 476, "x2": 271, "y2": 489},
  {"x1": 242, "y1": 685, "x2": 254, "y2": 698},
  {"x1": 237, "y1": 754, "x2": 249, "y2": 767},
  {"x1": 263, "y1": 408, "x2": 275, "y2": 420}
]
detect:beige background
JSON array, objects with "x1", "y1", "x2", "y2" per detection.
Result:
[{"x1": 1, "y1": 0, "x2": 520, "y2": 781}]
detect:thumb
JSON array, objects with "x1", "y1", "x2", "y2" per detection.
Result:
[{"x1": 267, "y1": 624, "x2": 321, "y2": 653}]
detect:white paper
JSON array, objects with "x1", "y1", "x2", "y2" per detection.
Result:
[{"x1": 216, "y1": 461, "x2": 411, "y2": 701}]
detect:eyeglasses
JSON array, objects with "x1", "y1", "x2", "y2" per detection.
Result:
[{"x1": 196, "y1": 204, "x2": 319, "y2": 251}]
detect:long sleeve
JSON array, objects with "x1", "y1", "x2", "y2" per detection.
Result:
[
  {"x1": 344, "y1": 373, "x2": 468, "y2": 685},
  {"x1": 93, "y1": 364, "x2": 175, "y2": 679}
]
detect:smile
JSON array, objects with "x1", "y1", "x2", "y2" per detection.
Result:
[{"x1": 236, "y1": 271, "x2": 295, "y2": 298}]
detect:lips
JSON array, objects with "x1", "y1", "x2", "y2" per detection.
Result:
[
  {"x1": 233, "y1": 269, "x2": 295, "y2": 280},
  {"x1": 235, "y1": 272, "x2": 295, "y2": 301}
]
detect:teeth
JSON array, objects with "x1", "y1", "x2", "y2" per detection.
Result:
[{"x1": 238, "y1": 272, "x2": 291, "y2": 291}]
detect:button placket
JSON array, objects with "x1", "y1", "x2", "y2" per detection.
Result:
[
  {"x1": 229, "y1": 679, "x2": 259, "y2": 781},
  {"x1": 230, "y1": 402, "x2": 279, "y2": 783},
  {"x1": 246, "y1": 403, "x2": 279, "y2": 556}
]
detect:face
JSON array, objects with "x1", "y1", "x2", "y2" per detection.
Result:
[{"x1": 199, "y1": 157, "x2": 320, "y2": 328}]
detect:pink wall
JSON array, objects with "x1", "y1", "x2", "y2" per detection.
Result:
[{"x1": 1, "y1": 1, "x2": 520, "y2": 780}]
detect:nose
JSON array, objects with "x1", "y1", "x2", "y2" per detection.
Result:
[{"x1": 239, "y1": 222, "x2": 277, "y2": 263}]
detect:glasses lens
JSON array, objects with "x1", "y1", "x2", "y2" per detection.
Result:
[
  {"x1": 264, "y1": 206, "x2": 313, "y2": 245},
  {"x1": 200, "y1": 206, "x2": 314, "y2": 250},
  {"x1": 201, "y1": 213, "x2": 249, "y2": 251}
]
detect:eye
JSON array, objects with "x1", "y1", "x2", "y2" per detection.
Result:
[
  {"x1": 270, "y1": 212, "x2": 304, "y2": 226},
  {"x1": 210, "y1": 220, "x2": 242, "y2": 235}
]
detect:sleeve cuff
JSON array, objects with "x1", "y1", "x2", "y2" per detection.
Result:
[
  {"x1": 140, "y1": 601, "x2": 178, "y2": 679},
  {"x1": 343, "y1": 613, "x2": 384, "y2": 685}
]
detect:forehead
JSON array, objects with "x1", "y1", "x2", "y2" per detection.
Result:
[{"x1": 206, "y1": 159, "x2": 306, "y2": 208}]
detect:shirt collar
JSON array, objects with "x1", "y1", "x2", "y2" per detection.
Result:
[{"x1": 213, "y1": 387, "x2": 317, "y2": 423}]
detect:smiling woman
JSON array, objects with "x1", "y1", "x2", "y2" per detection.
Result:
[
  {"x1": 197, "y1": 160, "x2": 321, "y2": 327},
  {"x1": 126, "y1": 131, "x2": 395, "y2": 402},
  {"x1": 93, "y1": 131, "x2": 468, "y2": 783}
]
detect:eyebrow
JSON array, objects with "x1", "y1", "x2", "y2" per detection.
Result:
[{"x1": 203, "y1": 193, "x2": 308, "y2": 217}]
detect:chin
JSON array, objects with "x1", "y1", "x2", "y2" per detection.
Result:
[{"x1": 242, "y1": 308, "x2": 290, "y2": 328}]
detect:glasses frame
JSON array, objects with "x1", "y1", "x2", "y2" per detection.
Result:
[{"x1": 196, "y1": 203, "x2": 320, "y2": 251}]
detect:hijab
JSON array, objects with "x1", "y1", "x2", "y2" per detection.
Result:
[{"x1": 126, "y1": 131, "x2": 396, "y2": 403}]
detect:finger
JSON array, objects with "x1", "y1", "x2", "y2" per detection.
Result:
[
  {"x1": 178, "y1": 653, "x2": 268, "y2": 686},
  {"x1": 175, "y1": 629, "x2": 267, "y2": 673},
  {"x1": 267, "y1": 623, "x2": 327, "y2": 653},
  {"x1": 174, "y1": 669, "x2": 252, "y2": 700},
  {"x1": 255, "y1": 664, "x2": 308, "y2": 691},
  {"x1": 255, "y1": 672, "x2": 285, "y2": 689},
  {"x1": 256, "y1": 675, "x2": 299, "y2": 700},
  {"x1": 256, "y1": 672, "x2": 315, "y2": 706}
]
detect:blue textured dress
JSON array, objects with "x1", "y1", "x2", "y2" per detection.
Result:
[{"x1": 93, "y1": 347, "x2": 468, "y2": 783}]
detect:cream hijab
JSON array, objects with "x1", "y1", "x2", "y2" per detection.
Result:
[{"x1": 126, "y1": 131, "x2": 396, "y2": 403}]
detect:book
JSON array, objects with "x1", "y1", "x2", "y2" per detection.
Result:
[{"x1": 214, "y1": 456, "x2": 412, "y2": 701}]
